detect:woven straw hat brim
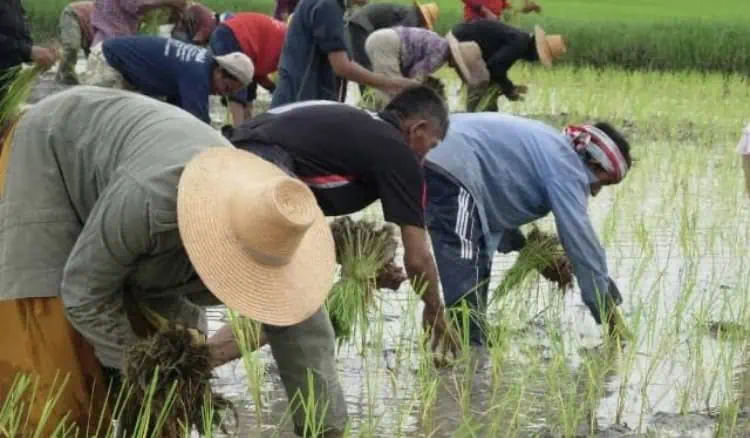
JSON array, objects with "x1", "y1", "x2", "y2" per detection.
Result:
[
  {"x1": 534, "y1": 25, "x2": 553, "y2": 67},
  {"x1": 447, "y1": 32, "x2": 482, "y2": 86},
  {"x1": 414, "y1": 0, "x2": 436, "y2": 30},
  {"x1": 177, "y1": 148, "x2": 336, "y2": 327}
]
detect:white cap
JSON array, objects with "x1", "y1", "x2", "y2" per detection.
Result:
[{"x1": 215, "y1": 52, "x2": 255, "y2": 87}]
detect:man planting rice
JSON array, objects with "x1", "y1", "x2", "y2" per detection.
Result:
[
  {"x1": 270, "y1": 0, "x2": 419, "y2": 108},
  {"x1": 169, "y1": 1, "x2": 219, "y2": 45},
  {"x1": 424, "y1": 112, "x2": 634, "y2": 345},
  {"x1": 451, "y1": 20, "x2": 565, "y2": 111},
  {"x1": 85, "y1": 35, "x2": 253, "y2": 125},
  {"x1": 365, "y1": 26, "x2": 489, "y2": 109},
  {"x1": 0, "y1": 86, "x2": 345, "y2": 437},
  {"x1": 55, "y1": 1, "x2": 95, "y2": 85},
  {"x1": 344, "y1": 0, "x2": 438, "y2": 99},
  {"x1": 215, "y1": 86, "x2": 462, "y2": 366},
  {"x1": 208, "y1": 12, "x2": 287, "y2": 125}
]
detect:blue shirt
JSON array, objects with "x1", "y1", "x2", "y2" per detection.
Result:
[
  {"x1": 270, "y1": 0, "x2": 349, "y2": 108},
  {"x1": 102, "y1": 36, "x2": 215, "y2": 124},
  {"x1": 426, "y1": 113, "x2": 612, "y2": 317}
]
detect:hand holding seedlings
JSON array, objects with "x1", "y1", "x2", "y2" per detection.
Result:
[
  {"x1": 423, "y1": 304, "x2": 461, "y2": 365},
  {"x1": 30, "y1": 46, "x2": 58, "y2": 70}
]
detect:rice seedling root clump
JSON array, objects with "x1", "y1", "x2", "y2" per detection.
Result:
[
  {"x1": 327, "y1": 217, "x2": 405, "y2": 343},
  {"x1": 120, "y1": 328, "x2": 235, "y2": 437}
]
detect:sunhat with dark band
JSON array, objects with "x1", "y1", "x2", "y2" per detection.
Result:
[{"x1": 177, "y1": 148, "x2": 336, "y2": 326}]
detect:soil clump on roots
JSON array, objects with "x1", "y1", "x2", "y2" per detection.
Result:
[{"x1": 119, "y1": 328, "x2": 235, "y2": 437}]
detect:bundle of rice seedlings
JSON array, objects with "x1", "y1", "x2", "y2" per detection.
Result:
[
  {"x1": 327, "y1": 217, "x2": 402, "y2": 344},
  {"x1": 0, "y1": 65, "x2": 43, "y2": 127},
  {"x1": 494, "y1": 225, "x2": 569, "y2": 301},
  {"x1": 119, "y1": 328, "x2": 235, "y2": 437}
]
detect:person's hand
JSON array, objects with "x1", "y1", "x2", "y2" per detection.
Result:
[
  {"x1": 382, "y1": 77, "x2": 421, "y2": 97},
  {"x1": 422, "y1": 304, "x2": 461, "y2": 366},
  {"x1": 31, "y1": 46, "x2": 58, "y2": 70},
  {"x1": 539, "y1": 255, "x2": 574, "y2": 292},
  {"x1": 376, "y1": 263, "x2": 407, "y2": 290}
]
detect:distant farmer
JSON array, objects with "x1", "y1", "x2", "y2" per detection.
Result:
[
  {"x1": 209, "y1": 12, "x2": 287, "y2": 125},
  {"x1": 85, "y1": 36, "x2": 253, "y2": 125},
  {"x1": 424, "y1": 112, "x2": 634, "y2": 345},
  {"x1": 344, "y1": 0, "x2": 439, "y2": 98},
  {"x1": 274, "y1": 0, "x2": 299, "y2": 21},
  {"x1": 224, "y1": 87, "x2": 462, "y2": 366},
  {"x1": 452, "y1": 20, "x2": 565, "y2": 111},
  {"x1": 271, "y1": 0, "x2": 420, "y2": 108},
  {"x1": 56, "y1": 1, "x2": 95, "y2": 85},
  {"x1": 169, "y1": 1, "x2": 217, "y2": 46},
  {"x1": 0, "y1": 0, "x2": 58, "y2": 101},
  {"x1": 366, "y1": 27, "x2": 489, "y2": 109},
  {"x1": 0, "y1": 86, "x2": 345, "y2": 438},
  {"x1": 462, "y1": 0, "x2": 541, "y2": 22},
  {"x1": 90, "y1": 0, "x2": 187, "y2": 46}
]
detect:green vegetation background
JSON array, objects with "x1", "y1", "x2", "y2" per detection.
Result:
[{"x1": 23, "y1": 0, "x2": 750, "y2": 75}]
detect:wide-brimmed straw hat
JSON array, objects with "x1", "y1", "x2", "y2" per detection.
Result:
[
  {"x1": 413, "y1": 0, "x2": 439, "y2": 30},
  {"x1": 534, "y1": 25, "x2": 566, "y2": 67},
  {"x1": 446, "y1": 32, "x2": 489, "y2": 87},
  {"x1": 177, "y1": 148, "x2": 336, "y2": 327}
]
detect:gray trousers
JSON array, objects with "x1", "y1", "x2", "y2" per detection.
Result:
[{"x1": 56, "y1": 5, "x2": 85, "y2": 85}]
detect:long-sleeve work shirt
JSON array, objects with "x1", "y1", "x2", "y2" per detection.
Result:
[
  {"x1": 0, "y1": 0, "x2": 33, "y2": 72},
  {"x1": 425, "y1": 113, "x2": 618, "y2": 323}
]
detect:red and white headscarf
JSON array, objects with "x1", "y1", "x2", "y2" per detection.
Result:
[{"x1": 563, "y1": 124, "x2": 629, "y2": 182}]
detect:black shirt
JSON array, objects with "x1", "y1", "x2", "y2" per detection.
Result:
[
  {"x1": 347, "y1": 3, "x2": 422, "y2": 34},
  {"x1": 452, "y1": 20, "x2": 538, "y2": 94},
  {"x1": 0, "y1": 0, "x2": 33, "y2": 72},
  {"x1": 230, "y1": 102, "x2": 426, "y2": 228}
]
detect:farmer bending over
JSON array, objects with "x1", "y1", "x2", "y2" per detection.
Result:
[
  {"x1": 271, "y1": 0, "x2": 419, "y2": 108},
  {"x1": 366, "y1": 27, "x2": 489, "y2": 109},
  {"x1": 85, "y1": 36, "x2": 253, "y2": 125},
  {"x1": 451, "y1": 20, "x2": 565, "y2": 111},
  {"x1": 169, "y1": 2, "x2": 218, "y2": 45},
  {"x1": 210, "y1": 86, "x2": 462, "y2": 373},
  {"x1": 209, "y1": 12, "x2": 287, "y2": 125},
  {"x1": 462, "y1": 0, "x2": 541, "y2": 23},
  {"x1": 55, "y1": 1, "x2": 95, "y2": 85},
  {"x1": 344, "y1": 0, "x2": 438, "y2": 99},
  {"x1": 0, "y1": 86, "x2": 345, "y2": 437},
  {"x1": 424, "y1": 113, "x2": 634, "y2": 345}
]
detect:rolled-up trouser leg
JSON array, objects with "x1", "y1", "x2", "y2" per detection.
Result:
[
  {"x1": 364, "y1": 28, "x2": 403, "y2": 110},
  {"x1": 263, "y1": 307, "x2": 347, "y2": 437},
  {"x1": 83, "y1": 43, "x2": 127, "y2": 89},
  {"x1": 424, "y1": 166, "x2": 492, "y2": 345},
  {"x1": 56, "y1": 6, "x2": 82, "y2": 85}
]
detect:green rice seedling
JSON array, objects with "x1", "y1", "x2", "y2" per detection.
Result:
[
  {"x1": 227, "y1": 310, "x2": 267, "y2": 428},
  {"x1": 0, "y1": 65, "x2": 43, "y2": 126},
  {"x1": 493, "y1": 225, "x2": 568, "y2": 301},
  {"x1": 119, "y1": 328, "x2": 235, "y2": 437},
  {"x1": 327, "y1": 217, "x2": 401, "y2": 347}
]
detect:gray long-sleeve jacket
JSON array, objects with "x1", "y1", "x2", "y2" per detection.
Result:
[{"x1": 0, "y1": 86, "x2": 233, "y2": 369}]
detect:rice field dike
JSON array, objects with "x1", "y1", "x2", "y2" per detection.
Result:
[{"x1": 23, "y1": 0, "x2": 750, "y2": 75}]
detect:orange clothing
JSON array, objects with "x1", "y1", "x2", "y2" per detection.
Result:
[
  {"x1": 0, "y1": 298, "x2": 114, "y2": 437},
  {"x1": 463, "y1": 0, "x2": 509, "y2": 22},
  {"x1": 224, "y1": 12, "x2": 287, "y2": 80}
]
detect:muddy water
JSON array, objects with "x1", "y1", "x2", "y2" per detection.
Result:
[{"x1": 24, "y1": 60, "x2": 750, "y2": 437}]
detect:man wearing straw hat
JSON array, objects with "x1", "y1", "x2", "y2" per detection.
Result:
[
  {"x1": 424, "y1": 113, "x2": 634, "y2": 345},
  {"x1": 365, "y1": 27, "x2": 489, "y2": 109},
  {"x1": 226, "y1": 86, "x2": 462, "y2": 360},
  {"x1": 84, "y1": 35, "x2": 253, "y2": 125},
  {"x1": 270, "y1": 0, "x2": 420, "y2": 108},
  {"x1": 0, "y1": 86, "x2": 347, "y2": 437},
  {"x1": 451, "y1": 20, "x2": 566, "y2": 111},
  {"x1": 343, "y1": 0, "x2": 438, "y2": 98}
]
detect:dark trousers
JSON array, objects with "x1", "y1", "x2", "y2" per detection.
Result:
[{"x1": 424, "y1": 165, "x2": 492, "y2": 345}]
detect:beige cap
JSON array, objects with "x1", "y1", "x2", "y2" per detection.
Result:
[
  {"x1": 177, "y1": 148, "x2": 336, "y2": 326},
  {"x1": 215, "y1": 52, "x2": 255, "y2": 86}
]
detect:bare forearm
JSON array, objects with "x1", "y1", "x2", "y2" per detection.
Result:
[
  {"x1": 406, "y1": 258, "x2": 443, "y2": 313},
  {"x1": 333, "y1": 60, "x2": 391, "y2": 89}
]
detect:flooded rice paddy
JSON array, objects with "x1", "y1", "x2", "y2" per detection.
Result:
[{"x1": 25, "y1": 59, "x2": 750, "y2": 437}]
